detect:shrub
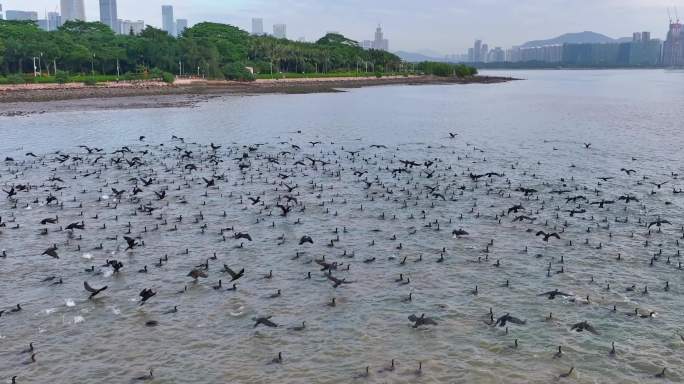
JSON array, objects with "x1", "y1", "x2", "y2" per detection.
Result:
[
  {"x1": 222, "y1": 63, "x2": 255, "y2": 81},
  {"x1": 55, "y1": 71, "x2": 70, "y2": 84},
  {"x1": 374, "y1": 71, "x2": 383, "y2": 78},
  {"x1": 161, "y1": 72, "x2": 175, "y2": 84},
  {"x1": 6, "y1": 74, "x2": 26, "y2": 84},
  {"x1": 149, "y1": 68, "x2": 164, "y2": 79},
  {"x1": 83, "y1": 77, "x2": 98, "y2": 86}
]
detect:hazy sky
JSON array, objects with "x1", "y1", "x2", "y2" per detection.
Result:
[{"x1": 3, "y1": 0, "x2": 682, "y2": 54}]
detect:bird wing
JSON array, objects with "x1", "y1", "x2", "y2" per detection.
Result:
[
  {"x1": 262, "y1": 318, "x2": 278, "y2": 327},
  {"x1": 408, "y1": 314, "x2": 418, "y2": 322},
  {"x1": 223, "y1": 265, "x2": 237, "y2": 277},
  {"x1": 84, "y1": 281, "x2": 96, "y2": 293},
  {"x1": 508, "y1": 316, "x2": 526, "y2": 325}
]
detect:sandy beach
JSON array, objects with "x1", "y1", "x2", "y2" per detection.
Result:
[{"x1": 0, "y1": 75, "x2": 515, "y2": 115}]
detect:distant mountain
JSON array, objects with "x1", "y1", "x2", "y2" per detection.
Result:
[
  {"x1": 521, "y1": 31, "x2": 624, "y2": 47},
  {"x1": 394, "y1": 51, "x2": 448, "y2": 63}
]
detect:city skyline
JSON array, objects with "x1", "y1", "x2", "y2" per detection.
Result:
[{"x1": 1, "y1": 0, "x2": 682, "y2": 54}]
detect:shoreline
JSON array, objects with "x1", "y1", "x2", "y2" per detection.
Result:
[{"x1": 0, "y1": 75, "x2": 515, "y2": 116}]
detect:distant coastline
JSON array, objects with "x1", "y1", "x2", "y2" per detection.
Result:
[
  {"x1": 0, "y1": 75, "x2": 516, "y2": 106},
  {"x1": 474, "y1": 63, "x2": 680, "y2": 70}
]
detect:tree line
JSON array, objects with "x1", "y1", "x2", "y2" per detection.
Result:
[{"x1": 0, "y1": 19, "x2": 476, "y2": 81}]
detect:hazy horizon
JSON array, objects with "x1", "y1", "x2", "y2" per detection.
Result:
[{"x1": 4, "y1": 0, "x2": 682, "y2": 54}]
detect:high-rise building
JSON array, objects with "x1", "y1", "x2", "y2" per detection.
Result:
[
  {"x1": 633, "y1": 32, "x2": 642, "y2": 42},
  {"x1": 481, "y1": 43, "x2": 489, "y2": 62},
  {"x1": 663, "y1": 20, "x2": 683, "y2": 66},
  {"x1": 252, "y1": 18, "x2": 263, "y2": 35},
  {"x1": 5, "y1": 10, "x2": 38, "y2": 21},
  {"x1": 642, "y1": 31, "x2": 651, "y2": 42},
  {"x1": 176, "y1": 19, "x2": 188, "y2": 36},
  {"x1": 99, "y1": 0, "x2": 118, "y2": 31},
  {"x1": 473, "y1": 40, "x2": 482, "y2": 63},
  {"x1": 61, "y1": 0, "x2": 85, "y2": 22},
  {"x1": 373, "y1": 25, "x2": 389, "y2": 51},
  {"x1": 120, "y1": 19, "x2": 145, "y2": 35},
  {"x1": 273, "y1": 24, "x2": 286, "y2": 39},
  {"x1": 488, "y1": 47, "x2": 505, "y2": 63},
  {"x1": 361, "y1": 40, "x2": 373, "y2": 50},
  {"x1": 0, "y1": 4, "x2": 4, "y2": 20},
  {"x1": 48, "y1": 12, "x2": 62, "y2": 30},
  {"x1": 162, "y1": 5, "x2": 175, "y2": 36}
]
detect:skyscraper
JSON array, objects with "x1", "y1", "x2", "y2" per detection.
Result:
[
  {"x1": 473, "y1": 40, "x2": 482, "y2": 63},
  {"x1": 5, "y1": 10, "x2": 38, "y2": 21},
  {"x1": 481, "y1": 43, "x2": 489, "y2": 62},
  {"x1": 663, "y1": 20, "x2": 683, "y2": 66},
  {"x1": 61, "y1": 0, "x2": 85, "y2": 22},
  {"x1": 99, "y1": 0, "x2": 118, "y2": 32},
  {"x1": 372, "y1": 25, "x2": 389, "y2": 51},
  {"x1": 252, "y1": 18, "x2": 263, "y2": 35},
  {"x1": 48, "y1": 12, "x2": 62, "y2": 30},
  {"x1": 273, "y1": 24, "x2": 286, "y2": 39},
  {"x1": 176, "y1": 19, "x2": 188, "y2": 36},
  {"x1": 162, "y1": 5, "x2": 175, "y2": 36},
  {"x1": 0, "y1": 4, "x2": 4, "y2": 20}
]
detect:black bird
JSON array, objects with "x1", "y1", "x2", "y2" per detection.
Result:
[
  {"x1": 494, "y1": 313, "x2": 526, "y2": 327},
  {"x1": 139, "y1": 288, "x2": 156, "y2": 305},
  {"x1": 42, "y1": 245, "x2": 59, "y2": 259},
  {"x1": 452, "y1": 228, "x2": 469, "y2": 236},
  {"x1": 65, "y1": 221, "x2": 85, "y2": 230},
  {"x1": 124, "y1": 236, "x2": 138, "y2": 250},
  {"x1": 536, "y1": 231, "x2": 560, "y2": 242},
  {"x1": 248, "y1": 196, "x2": 261, "y2": 205},
  {"x1": 299, "y1": 235, "x2": 314, "y2": 245},
  {"x1": 222, "y1": 265, "x2": 244, "y2": 281},
  {"x1": 276, "y1": 204, "x2": 292, "y2": 217},
  {"x1": 254, "y1": 316, "x2": 278, "y2": 328},
  {"x1": 538, "y1": 289, "x2": 572, "y2": 300},
  {"x1": 408, "y1": 313, "x2": 438, "y2": 328},
  {"x1": 507, "y1": 204, "x2": 524, "y2": 214},
  {"x1": 570, "y1": 320, "x2": 599, "y2": 335},
  {"x1": 84, "y1": 281, "x2": 108, "y2": 299},
  {"x1": 40, "y1": 216, "x2": 58, "y2": 225},
  {"x1": 648, "y1": 218, "x2": 671, "y2": 229},
  {"x1": 234, "y1": 232, "x2": 252, "y2": 241}
]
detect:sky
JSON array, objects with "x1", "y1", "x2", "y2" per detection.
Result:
[{"x1": 3, "y1": 0, "x2": 682, "y2": 54}]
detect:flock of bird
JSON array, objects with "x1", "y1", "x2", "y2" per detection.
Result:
[{"x1": 1, "y1": 132, "x2": 683, "y2": 383}]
